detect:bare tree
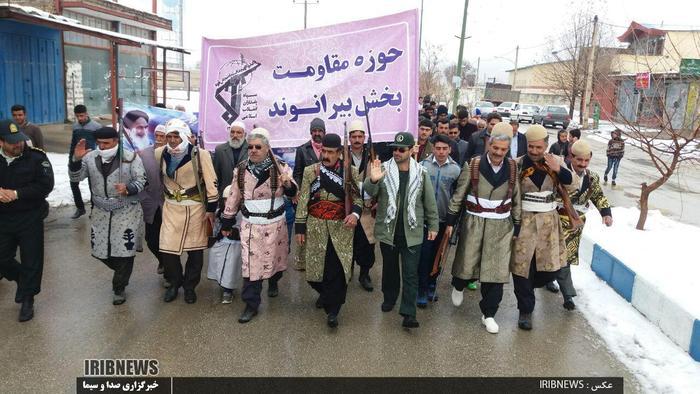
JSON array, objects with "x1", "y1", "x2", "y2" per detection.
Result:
[
  {"x1": 420, "y1": 42, "x2": 449, "y2": 101},
  {"x1": 536, "y1": 7, "x2": 616, "y2": 123},
  {"x1": 593, "y1": 32, "x2": 700, "y2": 229},
  {"x1": 443, "y1": 61, "x2": 476, "y2": 88}
]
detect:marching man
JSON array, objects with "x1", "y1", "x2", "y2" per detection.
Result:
[
  {"x1": 295, "y1": 134, "x2": 362, "y2": 327},
  {"x1": 446, "y1": 122, "x2": 521, "y2": 333}
]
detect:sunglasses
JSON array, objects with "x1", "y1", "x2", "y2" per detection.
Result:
[
  {"x1": 248, "y1": 144, "x2": 264, "y2": 150},
  {"x1": 392, "y1": 147, "x2": 409, "y2": 153}
]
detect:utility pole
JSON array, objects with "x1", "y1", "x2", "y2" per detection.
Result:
[
  {"x1": 419, "y1": 0, "x2": 424, "y2": 65},
  {"x1": 452, "y1": 0, "x2": 469, "y2": 114},
  {"x1": 294, "y1": 0, "x2": 318, "y2": 29},
  {"x1": 475, "y1": 56, "x2": 480, "y2": 86},
  {"x1": 512, "y1": 45, "x2": 519, "y2": 90},
  {"x1": 582, "y1": 15, "x2": 599, "y2": 129}
]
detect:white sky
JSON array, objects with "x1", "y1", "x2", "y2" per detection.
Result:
[{"x1": 121, "y1": 0, "x2": 700, "y2": 82}]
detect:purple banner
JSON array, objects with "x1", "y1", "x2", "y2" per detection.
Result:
[{"x1": 198, "y1": 10, "x2": 418, "y2": 149}]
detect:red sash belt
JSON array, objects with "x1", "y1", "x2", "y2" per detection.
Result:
[{"x1": 309, "y1": 200, "x2": 345, "y2": 220}]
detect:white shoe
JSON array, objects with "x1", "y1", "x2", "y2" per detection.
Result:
[
  {"x1": 481, "y1": 316, "x2": 499, "y2": 334},
  {"x1": 451, "y1": 287, "x2": 464, "y2": 306}
]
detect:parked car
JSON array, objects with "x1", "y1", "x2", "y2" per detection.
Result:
[
  {"x1": 474, "y1": 101, "x2": 495, "y2": 116},
  {"x1": 495, "y1": 102, "x2": 519, "y2": 118},
  {"x1": 533, "y1": 106, "x2": 570, "y2": 128},
  {"x1": 512, "y1": 104, "x2": 541, "y2": 123}
]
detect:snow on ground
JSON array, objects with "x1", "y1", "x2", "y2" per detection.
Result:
[
  {"x1": 583, "y1": 207, "x2": 700, "y2": 318},
  {"x1": 574, "y1": 262, "x2": 700, "y2": 393},
  {"x1": 577, "y1": 207, "x2": 700, "y2": 393},
  {"x1": 587, "y1": 121, "x2": 700, "y2": 160},
  {"x1": 47, "y1": 153, "x2": 90, "y2": 207}
]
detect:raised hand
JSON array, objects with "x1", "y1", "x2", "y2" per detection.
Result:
[
  {"x1": 369, "y1": 159, "x2": 385, "y2": 183},
  {"x1": 73, "y1": 139, "x2": 92, "y2": 161},
  {"x1": 543, "y1": 153, "x2": 561, "y2": 173}
]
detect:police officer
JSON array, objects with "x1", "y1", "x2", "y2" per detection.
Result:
[{"x1": 0, "y1": 119, "x2": 54, "y2": 322}]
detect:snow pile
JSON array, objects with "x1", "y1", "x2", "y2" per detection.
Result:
[
  {"x1": 46, "y1": 153, "x2": 90, "y2": 208},
  {"x1": 583, "y1": 207, "x2": 700, "y2": 318},
  {"x1": 575, "y1": 264, "x2": 700, "y2": 393},
  {"x1": 575, "y1": 206, "x2": 700, "y2": 392}
]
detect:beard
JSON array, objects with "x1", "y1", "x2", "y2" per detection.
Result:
[{"x1": 229, "y1": 138, "x2": 244, "y2": 149}]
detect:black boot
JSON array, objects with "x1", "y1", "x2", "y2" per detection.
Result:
[
  {"x1": 402, "y1": 315, "x2": 419, "y2": 328},
  {"x1": 71, "y1": 208, "x2": 86, "y2": 219},
  {"x1": 238, "y1": 305, "x2": 258, "y2": 323},
  {"x1": 545, "y1": 281, "x2": 560, "y2": 293},
  {"x1": 359, "y1": 273, "x2": 374, "y2": 292},
  {"x1": 563, "y1": 297, "x2": 576, "y2": 311},
  {"x1": 327, "y1": 313, "x2": 338, "y2": 328},
  {"x1": 267, "y1": 280, "x2": 279, "y2": 298},
  {"x1": 184, "y1": 289, "x2": 197, "y2": 304},
  {"x1": 518, "y1": 312, "x2": 533, "y2": 330},
  {"x1": 164, "y1": 287, "x2": 178, "y2": 302},
  {"x1": 381, "y1": 302, "x2": 394, "y2": 312},
  {"x1": 19, "y1": 296, "x2": 34, "y2": 322}
]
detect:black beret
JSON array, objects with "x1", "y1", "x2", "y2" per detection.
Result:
[
  {"x1": 95, "y1": 127, "x2": 119, "y2": 139},
  {"x1": 322, "y1": 133, "x2": 341, "y2": 149}
]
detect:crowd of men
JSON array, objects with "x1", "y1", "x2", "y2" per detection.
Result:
[{"x1": 1, "y1": 100, "x2": 616, "y2": 332}]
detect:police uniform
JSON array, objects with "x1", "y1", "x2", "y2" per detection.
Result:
[{"x1": 0, "y1": 120, "x2": 54, "y2": 322}]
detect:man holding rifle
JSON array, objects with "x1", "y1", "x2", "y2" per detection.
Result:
[
  {"x1": 511, "y1": 125, "x2": 580, "y2": 331},
  {"x1": 445, "y1": 122, "x2": 520, "y2": 334},
  {"x1": 347, "y1": 119, "x2": 377, "y2": 291},
  {"x1": 295, "y1": 133, "x2": 362, "y2": 328}
]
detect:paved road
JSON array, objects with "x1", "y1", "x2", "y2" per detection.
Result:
[{"x1": 0, "y1": 207, "x2": 641, "y2": 393}]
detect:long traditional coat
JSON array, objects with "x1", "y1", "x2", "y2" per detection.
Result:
[
  {"x1": 156, "y1": 145, "x2": 218, "y2": 255},
  {"x1": 69, "y1": 150, "x2": 146, "y2": 259},
  {"x1": 559, "y1": 166, "x2": 611, "y2": 265},
  {"x1": 511, "y1": 155, "x2": 579, "y2": 278},
  {"x1": 448, "y1": 156, "x2": 521, "y2": 283},
  {"x1": 222, "y1": 163, "x2": 296, "y2": 281},
  {"x1": 295, "y1": 163, "x2": 362, "y2": 283}
]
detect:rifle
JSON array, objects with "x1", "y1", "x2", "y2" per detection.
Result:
[
  {"x1": 362, "y1": 96, "x2": 376, "y2": 164},
  {"x1": 533, "y1": 161, "x2": 584, "y2": 230},
  {"x1": 361, "y1": 96, "x2": 378, "y2": 217},
  {"x1": 430, "y1": 206, "x2": 465, "y2": 278},
  {"x1": 343, "y1": 121, "x2": 353, "y2": 216},
  {"x1": 192, "y1": 134, "x2": 213, "y2": 237}
]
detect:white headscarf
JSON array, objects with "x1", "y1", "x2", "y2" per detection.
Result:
[
  {"x1": 165, "y1": 119, "x2": 192, "y2": 155},
  {"x1": 228, "y1": 121, "x2": 246, "y2": 148}
]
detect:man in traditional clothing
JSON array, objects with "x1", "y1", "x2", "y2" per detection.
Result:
[
  {"x1": 70, "y1": 127, "x2": 146, "y2": 305},
  {"x1": 214, "y1": 121, "x2": 248, "y2": 202},
  {"x1": 221, "y1": 128, "x2": 297, "y2": 323},
  {"x1": 156, "y1": 119, "x2": 218, "y2": 304},
  {"x1": 552, "y1": 140, "x2": 612, "y2": 310},
  {"x1": 295, "y1": 134, "x2": 362, "y2": 327},
  {"x1": 347, "y1": 119, "x2": 376, "y2": 291},
  {"x1": 511, "y1": 124, "x2": 579, "y2": 330},
  {"x1": 292, "y1": 118, "x2": 326, "y2": 271},
  {"x1": 364, "y1": 132, "x2": 439, "y2": 329},
  {"x1": 446, "y1": 122, "x2": 521, "y2": 333},
  {"x1": 138, "y1": 125, "x2": 166, "y2": 280}
]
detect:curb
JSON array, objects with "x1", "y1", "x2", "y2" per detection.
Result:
[{"x1": 580, "y1": 232, "x2": 700, "y2": 362}]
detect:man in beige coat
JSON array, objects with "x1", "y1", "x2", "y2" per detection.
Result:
[
  {"x1": 445, "y1": 122, "x2": 521, "y2": 334},
  {"x1": 511, "y1": 125, "x2": 579, "y2": 330},
  {"x1": 156, "y1": 119, "x2": 218, "y2": 304}
]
